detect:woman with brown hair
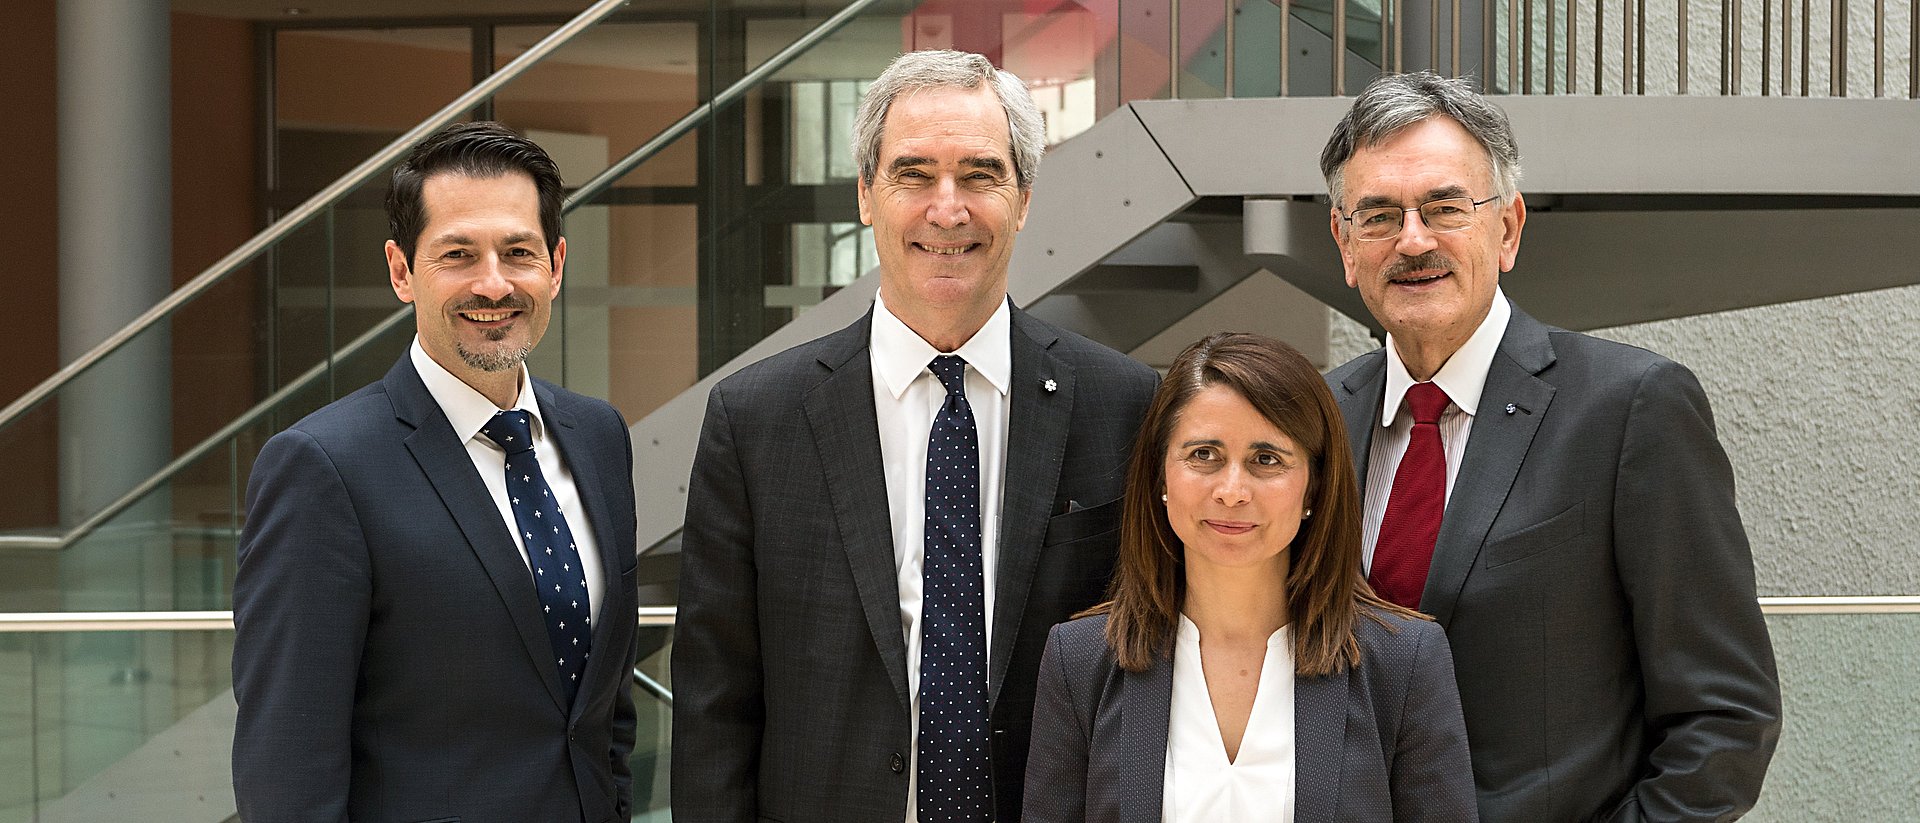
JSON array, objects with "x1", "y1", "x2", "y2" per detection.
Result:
[{"x1": 1022, "y1": 332, "x2": 1476, "y2": 823}]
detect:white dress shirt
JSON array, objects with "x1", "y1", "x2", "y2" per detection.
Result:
[
  {"x1": 1359, "y1": 291, "x2": 1512, "y2": 572},
  {"x1": 870, "y1": 295, "x2": 1012, "y2": 823},
  {"x1": 410, "y1": 339, "x2": 605, "y2": 623},
  {"x1": 1163, "y1": 616, "x2": 1295, "y2": 823}
]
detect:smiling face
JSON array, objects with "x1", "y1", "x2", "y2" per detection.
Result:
[
  {"x1": 386, "y1": 171, "x2": 565, "y2": 399},
  {"x1": 857, "y1": 83, "x2": 1031, "y2": 344},
  {"x1": 1163, "y1": 384, "x2": 1312, "y2": 578},
  {"x1": 1331, "y1": 116, "x2": 1524, "y2": 368}
]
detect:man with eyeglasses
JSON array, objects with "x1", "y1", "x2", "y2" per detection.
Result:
[{"x1": 1319, "y1": 72, "x2": 1781, "y2": 822}]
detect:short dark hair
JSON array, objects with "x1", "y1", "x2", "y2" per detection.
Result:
[
  {"x1": 1091, "y1": 332, "x2": 1423, "y2": 676},
  {"x1": 385, "y1": 121, "x2": 565, "y2": 268}
]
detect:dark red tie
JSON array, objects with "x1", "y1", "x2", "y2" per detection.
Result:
[{"x1": 1369, "y1": 382, "x2": 1452, "y2": 609}]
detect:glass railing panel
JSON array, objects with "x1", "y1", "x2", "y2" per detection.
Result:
[
  {"x1": 275, "y1": 27, "x2": 477, "y2": 193},
  {"x1": 10, "y1": 609, "x2": 1912, "y2": 819},
  {"x1": 1174, "y1": 0, "x2": 1234, "y2": 97},
  {"x1": 0, "y1": 627, "x2": 233, "y2": 822},
  {"x1": 1746, "y1": 611, "x2": 1920, "y2": 821},
  {"x1": 629, "y1": 620, "x2": 675, "y2": 820},
  {"x1": 0, "y1": 616, "x2": 675, "y2": 821},
  {"x1": 493, "y1": 20, "x2": 704, "y2": 179}
]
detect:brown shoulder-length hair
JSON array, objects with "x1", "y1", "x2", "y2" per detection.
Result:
[{"x1": 1087, "y1": 332, "x2": 1424, "y2": 676}]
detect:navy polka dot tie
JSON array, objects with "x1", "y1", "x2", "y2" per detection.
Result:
[
  {"x1": 482, "y1": 411, "x2": 592, "y2": 704},
  {"x1": 917, "y1": 355, "x2": 992, "y2": 823}
]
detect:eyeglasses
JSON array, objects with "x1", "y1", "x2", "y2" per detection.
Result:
[{"x1": 1340, "y1": 196, "x2": 1500, "y2": 241}]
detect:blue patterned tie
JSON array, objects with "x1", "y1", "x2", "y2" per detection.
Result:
[
  {"x1": 482, "y1": 410, "x2": 592, "y2": 704},
  {"x1": 917, "y1": 355, "x2": 992, "y2": 823}
]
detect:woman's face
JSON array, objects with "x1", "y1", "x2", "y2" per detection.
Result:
[{"x1": 1162, "y1": 384, "x2": 1312, "y2": 576}]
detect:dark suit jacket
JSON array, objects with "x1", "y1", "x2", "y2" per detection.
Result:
[
  {"x1": 232, "y1": 355, "x2": 640, "y2": 823},
  {"x1": 1022, "y1": 611, "x2": 1477, "y2": 823},
  {"x1": 672, "y1": 304, "x2": 1159, "y2": 823},
  {"x1": 1325, "y1": 303, "x2": 1782, "y2": 823}
]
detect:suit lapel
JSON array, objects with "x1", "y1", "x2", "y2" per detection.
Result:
[
  {"x1": 387, "y1": 359, "x2": 569, "y2": 712},
  {"x1": 1336, "y1": 352, "x2": 1388, "y2": 493},
  {"x1": 536, "y1": 382, "x2": 631, "y2": 717},
  {"x1": 1292, "y1": 667, "x2": 1350, "y2": 823},
  {"x1": 1420, "y1": 306, "x2": 1557, "y2": 625},
  {"x1": 1118, "y1": 657, "x2": 1173, "y2": 823},
  {"x1": 989, "y1": 308, "x2": 1074, "y2": 705},
  {"x1": 802, "y1": 313, "x2": 913, "y2": 711}
]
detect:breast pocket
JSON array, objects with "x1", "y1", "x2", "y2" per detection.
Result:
[
  {"x1": 1043, "y1": 498, "x2": 1123, "y2": 546},
  {"x1": 1482, "y1": 502, "x2": 1585, "y2": 569}
]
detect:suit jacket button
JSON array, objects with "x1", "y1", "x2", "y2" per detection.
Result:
[{"x1": 890, "y1": 752, "x2": 906, "y2": 774}]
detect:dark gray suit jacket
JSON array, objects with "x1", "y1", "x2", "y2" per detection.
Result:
[
  {"x1": 232, "y1": 355, "x2": 640, "y2": 823},
  {"x1": 672, "y1": 304, "x2": 1159, "y2": 823},
  {"x1": 1326, "y1": 303, "x2": 1781, "y2": 823},
  {"x1": 1023, "y1": 611, "x2": 1477, "y2": 823}
]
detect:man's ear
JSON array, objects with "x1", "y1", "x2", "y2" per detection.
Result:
[
  {"x1": 1329, "y1": 209, "x2": 1359, "y2": 289},
  {"x1": 548, "y1": 236, "x2": 567, "y2": 297},
  {"x1": 1498, "y1": 193, "x2": 1527, "y2": 272},
  {"x1": 386, "y1": 240, "x2": 415, "y2": 303},
  {"x1": 856, "y1": 176, "x2": 874, "y2": 227}
]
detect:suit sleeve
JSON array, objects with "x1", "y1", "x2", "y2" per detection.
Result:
[
  {"x1": 610, "y1": 417, "x2": 639, "y2": 818},
  {"x1": 670, "y1": 383, "x2": 764, "y2": 823},
  {"x1": 1021, "y1": 626, "x2": 1090, "y2": 823},
  {"x1": 1612, "y1": 360, "x2": 1782, "y2": 820},
  {"x1": 230, "y1": 429, "x2": 370, "y2": 823},
  {"x1": 1390, "y1": 621, "x2": 1478, "y2": 823}
]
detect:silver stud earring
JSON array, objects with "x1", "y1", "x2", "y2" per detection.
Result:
[
  {"x1": 1161, "y1": 493, "x2": 1168, "y2": 503},
  {"x1": 1303, "y1": 508, "x2": 1313, "y2": 519}
]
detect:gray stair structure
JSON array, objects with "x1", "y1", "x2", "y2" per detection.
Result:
[{"x1": 630, "y1": 94, "x2": 1920, "y2": 558}]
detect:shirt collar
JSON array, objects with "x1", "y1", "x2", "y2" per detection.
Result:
[
  {"x1": 1380, "y1": 288, "x2": 1512, "y2": 427},
  {"x1": 409, "y1": 337, "x2": 545, "y2": 445},
  {"x1": 869, "y1": 294, "x2": 1012, "y2": 400}
]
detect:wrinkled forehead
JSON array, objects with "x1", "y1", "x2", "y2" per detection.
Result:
[
  {"x1": 1341, "y1": 116, "x2": 1499, "y2": 201},
  {"x1": 878, "y1": 83, "x2": 1013, "y2": 159}
]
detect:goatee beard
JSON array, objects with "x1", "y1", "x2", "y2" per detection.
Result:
[{"x1": 457, "y1": 337, "x2": 530, "y2": 373}]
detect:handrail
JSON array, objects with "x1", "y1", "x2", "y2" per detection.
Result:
[
  {"x1": 633, "y1": 668, "x2": 674, "y2": 705},
  {"x1": 7, "y1": 0, "x2": 883, "y2": 553},
  {"x1": 9, "y1": 598, "x2": 1920, "y2": 632},
  {"x1": 0, "y1": 604, "x2": 684, "y2": 632},
  {"x1": 567, "y1": 0, "x2": 887, "y2": 208},
  {"x1": 0, "y1": 0, "x2": 634, "y2": 436},
  {"x1": 34, "y1": 305, "x2": 414, "y2": 552}
]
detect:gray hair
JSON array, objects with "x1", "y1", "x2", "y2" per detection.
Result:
[
  {"x1": 853, "y1": 49, "x2": 1047, "y2": 189},
  {"x1": 1320, "y1": 71, "x2": 1522, "y2": 211}
]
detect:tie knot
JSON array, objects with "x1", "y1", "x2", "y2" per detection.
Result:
[
  {"x1": 482, "y1": 410, "x2": 537, "y2": 455},
  {"x1": 1406, "y1": 382, "x2": 1451, "y2": 424},
  {"x1": 929, "y1": 355, "x2": 969, "y2": 397}
]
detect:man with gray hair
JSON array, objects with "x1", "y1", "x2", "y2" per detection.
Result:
[
  {"x1": 1320, "y1": 71, "x2": 1781, "y2": 821},
  {"x1": 674, "y1": 50, "x2": 1156, "y2": 823}
]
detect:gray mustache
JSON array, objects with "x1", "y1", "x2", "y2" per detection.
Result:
[{"x1": 1383, "y1": 252, "x2": 1459, "y2": 279}]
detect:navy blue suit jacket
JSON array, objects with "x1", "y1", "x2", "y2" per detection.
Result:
[{"x1": 232, "y1": 355, "x2": 640, "y2": 823}]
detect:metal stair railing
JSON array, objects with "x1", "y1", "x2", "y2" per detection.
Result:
[
  {"x1": 4, "y1": 0, "x2": 889, "y2": 554},
  {"x1": 0, "y1": 0, "x2": 633, "y2": 437}
]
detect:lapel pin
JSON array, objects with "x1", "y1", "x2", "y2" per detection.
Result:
[
  {"x1": 1504, "y1": 403, "x2": 1516, "y2": 415},
  {"x1": 1042, "y1": 378, "x2": 1058, "y2": 393}
]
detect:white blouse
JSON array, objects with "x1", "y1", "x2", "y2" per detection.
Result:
[{"x1": 1162, "y1": 615, "x2": 1295, "y2": 823}]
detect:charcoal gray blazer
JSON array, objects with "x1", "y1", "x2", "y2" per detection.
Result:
[
  {"x1": 1022, "y1": 610, "x2": 1477, "y2": 823},
  {"x1": 232, "y1": 355, "x2": 640, "y2": 823},
  {"x1": 1325, "y1": 302, "x2": 1782, "y2": 823},
  {"x1": 672, "y1": 303, "x2": 1159, "y2": 823}
]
